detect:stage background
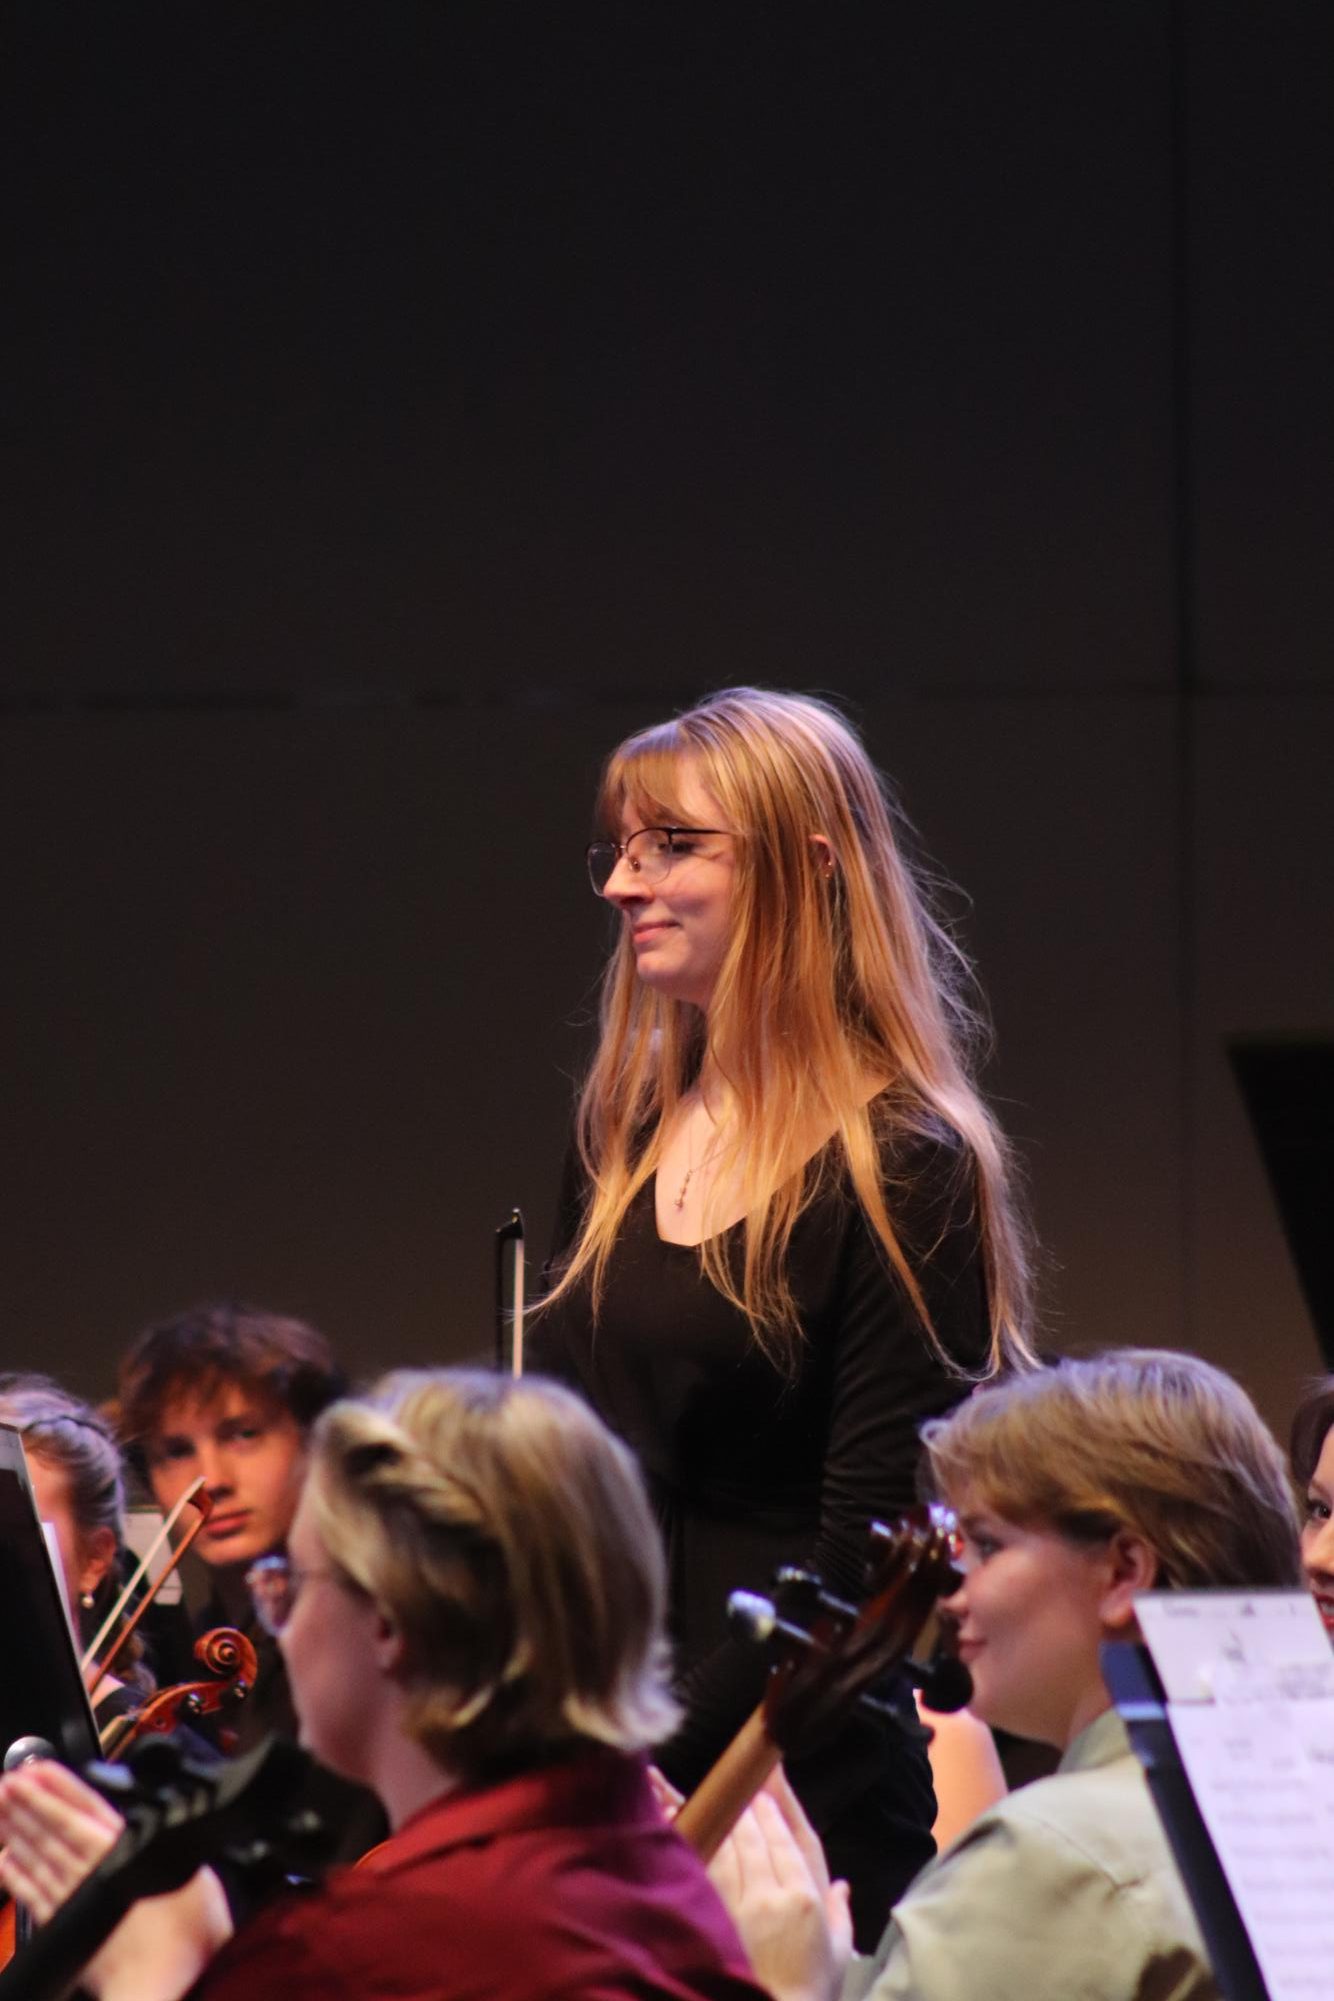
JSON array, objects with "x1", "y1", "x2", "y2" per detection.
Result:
[{"x1": 2, "y1": 3, "x2": 1330, "y2": 1431}]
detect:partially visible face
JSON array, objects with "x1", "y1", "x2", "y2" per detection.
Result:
[
  {"x1": 1300, "y1": 1426, "x2": 1334, "y2": 1634},
  {"x1": 942, "y1": 1500, "x2": 1119, "y2": 1749},
  {"x1": 600, "y1": 764, "x2": 738, "y2": 1012},
  {"x1": 27, "y1": 1455, "x2": 110, "y2": 1615},
  {"x1": 279, "y1": 1489, "x2": 381, "y2": 1784},
  {"x1": 145, "y1": 1381, "x2": 307, "y2": 1570}
]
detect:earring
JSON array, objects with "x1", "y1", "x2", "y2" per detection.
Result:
[{"x1": 81, "y1": 1590, "x2": 95, "y2": 1609}]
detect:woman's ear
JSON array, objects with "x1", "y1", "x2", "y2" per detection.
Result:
[
  {"x1": 77, "y1": 1525, "x2": 119, "y2": 1601},
  {"x1": 809, "y1": 833, "x2": 836, "y2": 879},
  {"x1": 372, "y1": 1606, "x2": 407, "y2": 1674},
  {"x1": 1098, "y1": 1530, "x2": 1160, "y2": 1634}
]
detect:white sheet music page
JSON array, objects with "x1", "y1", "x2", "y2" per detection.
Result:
[
  {"x1": 41, "y1": 1517, "x2": 76, "y2": 1637},
  {"x1": 1136, "y1": 1589, "x2": 1334, "y2": 2001}
]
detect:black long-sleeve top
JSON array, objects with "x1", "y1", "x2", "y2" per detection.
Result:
[{"x1": 529, "y1": 1115, "x2": 991, "y2": 1940}]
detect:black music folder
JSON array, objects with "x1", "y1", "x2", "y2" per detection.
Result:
[
  {"x1": 1104, "y1": 1639, "x2": 1269, "y2": 2001},
  {"x1": 0, "y1": 1421, "x2": 101, "y2": 1768}
]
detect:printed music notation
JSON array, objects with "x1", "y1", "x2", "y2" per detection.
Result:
[{"x1": 1137, "y1": 1590, "x2": 1334, "y2": 2001}]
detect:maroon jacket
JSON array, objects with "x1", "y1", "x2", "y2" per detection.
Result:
[{"x1": 192, "y1": 1749, "x2": 764, "y2": 2001}]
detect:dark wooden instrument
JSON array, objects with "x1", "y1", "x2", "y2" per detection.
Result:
[
  {"x1": 0, "y1": 1733, "x2": 335, "y2": 2001},
  {"x1": 97, "y1": 1627, "x2": 259, "y2": 1760},
  {"x1": 0, "y1": 1629, "x2": 259, "y2": 1969},
  {"x1": 675, "y1": 1505, "x2": 967, "y2": 1860}
]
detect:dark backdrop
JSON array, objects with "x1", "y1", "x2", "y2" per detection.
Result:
[{"x1": 2, "y1": 3, "x2": 1330, "y2": 1429}]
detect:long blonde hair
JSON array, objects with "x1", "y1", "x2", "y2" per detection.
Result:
[{"x1": 545, "y1": 687, "x2": 1034, "y2": 1375}]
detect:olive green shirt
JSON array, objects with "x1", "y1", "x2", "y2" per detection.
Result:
[{"x1": 845, "y1": 1709, "x2": 1218, "y2": 2001}]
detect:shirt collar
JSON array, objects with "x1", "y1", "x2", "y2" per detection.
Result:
[
  {"x1": 363, "y1": 1748, "x2": 658, "y2": 1875},
  {"x1": 1058, "y1": 1706, "x2": 1132, "y2": 1775}
]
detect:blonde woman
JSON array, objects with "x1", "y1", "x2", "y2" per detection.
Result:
[
  {"x1": 710, "y1": 1350, "x2": 1301, "y2": 2001},
  {"x1": 531, "y1": 687, "x2": 1035, "y2": 1939},
  {"x1": 0, "y1": 1370, "x2": 764, "y2": 2001}
]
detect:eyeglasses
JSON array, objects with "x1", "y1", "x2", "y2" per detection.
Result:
[
  {"x1": 245, "y1": 1552, "x2": 338, "y2": 1637},
  {"x1": 585, "y1": 825, "x2": 731, "y2": 897}
]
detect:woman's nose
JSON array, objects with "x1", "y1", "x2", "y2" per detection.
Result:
[
  {"x1": 601, "y1": 853, "x2": 650, "y2": 905},
  {"x1": 939, "y1": 1574, "x2": 968, "y2": 1620}
]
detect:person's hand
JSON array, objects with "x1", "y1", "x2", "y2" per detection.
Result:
[
  {"x1": 708, "y1": 1770, "x2": 851, "y2": 2001},
  {"x1": 646, "y1": 1764, "x2": 685, "y2": 1821},
  {"x1": 0, "y1": 1762, "x2": 233, "y2": 2001},
  {"x1": 0, "y1": 1759, "x2": 124, "y2": 1920}
]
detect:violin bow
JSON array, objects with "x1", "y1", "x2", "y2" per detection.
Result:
[{"x1": 82, "y1": 1478, "x2": 212, "y2": 1699}]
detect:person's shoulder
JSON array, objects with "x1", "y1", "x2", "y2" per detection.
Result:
[
  {"x1": 874, "y1": 1764, "x2": 1214, "y2": 2001},
  {"x1": 198, "y1": 1878, "x2": 353, "y2": 1994},
  {"x1": 860, "y1": 1098, "x2": 976, "y2": 1230},
  {"x1": 253, "y1": 1853, "x2": 506, "y2": 1994},
  {"x1": 955, "y1": 1750, "x2": 1165, "y2": 1893},
  {"x1": 884, "y1": 1761, "x2": 1164, "y2": 1947},
  {"x1": 867, "y1": 1095, "x2": 968, "y2": 1174},
  {"x1": 334, "y1": 1817, "x2": 753, "y2": 2001}
]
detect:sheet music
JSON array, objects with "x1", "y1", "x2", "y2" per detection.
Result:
[
  {"x1": 1137, "y1": 1590, "x2": 1333, "y2": 1702},
  {"x1": 1137, "y1": 1589, "x2": 1334, "y2": 2001},
  {"x1": 41, "y1": 1518, "x2": 76, "y2": 1636}
]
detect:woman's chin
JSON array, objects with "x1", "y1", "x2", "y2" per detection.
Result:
[{"x1": 634, "y1": 965, "x2": 715, "y2": 1010}]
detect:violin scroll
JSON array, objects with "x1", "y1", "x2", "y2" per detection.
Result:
[
  {"x1": 97, "y1": 1626, "x2": 258, "y2": 1758},
  {"x1": 190, "y1": 1627, "x2": 258, "y2": 1695}
]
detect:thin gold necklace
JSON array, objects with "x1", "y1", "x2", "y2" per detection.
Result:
[{"x1": 674, "y1": 1100, "x2": 723, "y2": 1210}]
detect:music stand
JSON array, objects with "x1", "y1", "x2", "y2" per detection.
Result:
[
  {"x1": 1102, "y1": 1639, "x2": 1270, "y2": 2001},
  {"x1": 0, "y1": 1421, "x2": 101, "y2": 1769}
]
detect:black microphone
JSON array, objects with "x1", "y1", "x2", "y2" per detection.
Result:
[{"x1": 913, "y1": 1655, "x2": 973, "y2": 1715}]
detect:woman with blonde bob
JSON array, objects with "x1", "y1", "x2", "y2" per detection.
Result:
[
  {"x1": 0, "y1": 1370, "x2": 764, "y2": 2001},
  {"x1": 709, "y1": 1349, "x2": 1302, "y2": 2001},
  {"x1": 532, "y1": 687, "x2": 1035, "y2": 1935}
]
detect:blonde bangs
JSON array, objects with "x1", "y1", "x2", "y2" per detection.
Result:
[{"x1": 595, "y1": 722, "x2": 700, "y2": 835}]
